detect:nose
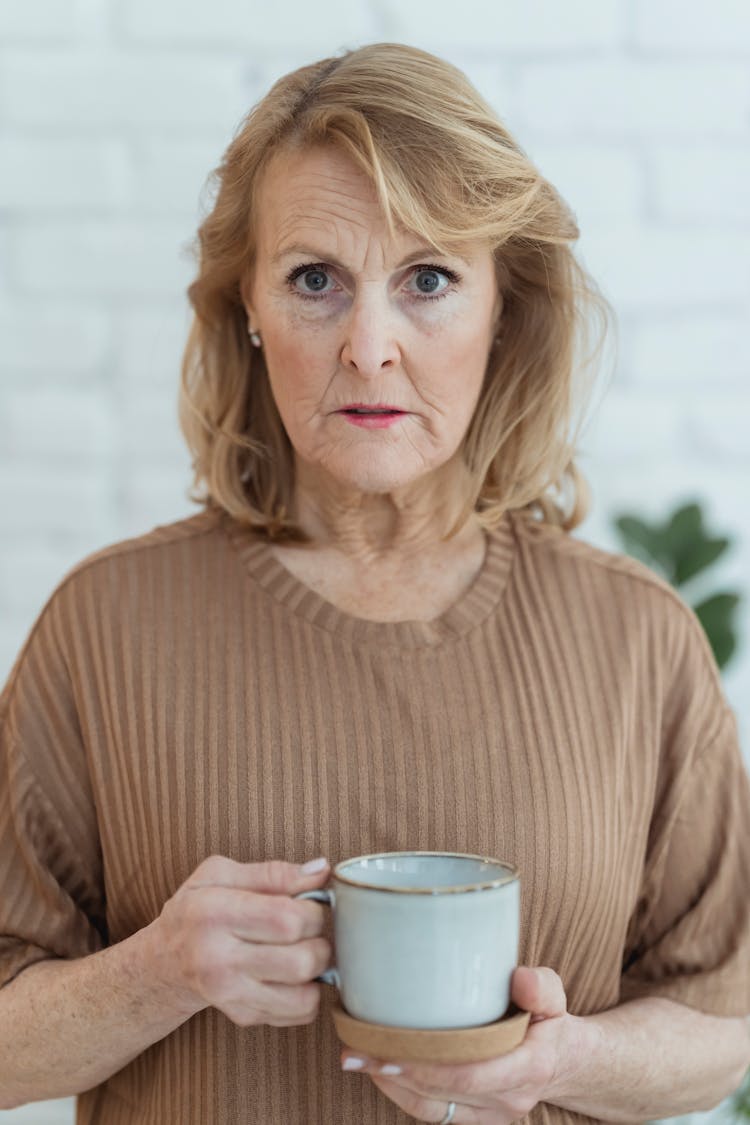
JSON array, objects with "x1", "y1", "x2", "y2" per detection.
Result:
[{"x1": 340, "y1": 292, "x2": 400, "y2": 375}]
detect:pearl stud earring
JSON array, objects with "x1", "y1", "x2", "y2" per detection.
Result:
[{"x1": 248, "y1": 326, "x2": 262, "y2": 347}]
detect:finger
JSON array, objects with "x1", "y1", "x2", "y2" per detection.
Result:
[
  {"x1": 189, "y1": 855, "x2": 330, "y2": 895},
  {"x1": 343, "y1": 1045, "x2": 536, "y2": 1103},
  {"x1": 511, "y1": 966, "x2": 567, "y2": 1020},
  {"x1": 252, "y1": 978, "x2": 321, "y2": 1018},
  {"x1": 220, "y1": 977, "x2": 322, "y2": 1027},
  {"x1": 188, "y1": 885, "x2": 327, "y2": 942},
  {"x1": 367, "y1": 1073, "x2": 484, "y2": 1123},
  {"x1": 242, "y1": 936, "x2": 332, "y2": 984},
  {"x1": 231, "y1": 890, "x2": 328, "y2": 943},
  {"x1": 344, "y1": 1053, "x2": 519, "y2": 1107},
  {"x1": 372, "y1": 1071, "x2": 542, "y2": 1124}
]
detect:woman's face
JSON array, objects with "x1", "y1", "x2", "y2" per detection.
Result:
[{"x1": 242, "y1": 145, "x2": 502, "y2": 497}]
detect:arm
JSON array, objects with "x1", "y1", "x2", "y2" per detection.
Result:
[
  {"x1": 0, "y1": 856, "x2": 332, "y2": 1111},
  {"x1": 0, "y1": 920, "x2": 203, "y2": 1110},
  {"x1": 548, "y1": 996, "x2": 750, "y2": 1123}
]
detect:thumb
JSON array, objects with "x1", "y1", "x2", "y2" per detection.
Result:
[{"x1": 511, "y1": 966, "x2": 567, "y2": 1022}]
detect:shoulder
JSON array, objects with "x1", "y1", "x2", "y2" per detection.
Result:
[
  {"x1": 505, "y1": 510, "x2": 727, "y2": 727},
  {"x1": 45, "y1": 506, "x2": 232, "y2": 630},
  {"x1": 507, "y1": 509, "x2": 690, "y2": 615},
  {"x1": 3, "y1": 509, "x2": 225, "y2": 692},
  {"x1": 59, "y1": 507, "x2": 223, "y2": 584},
  {"x1": 505, "y1": 509, "x2": 718, "y2": 668}
]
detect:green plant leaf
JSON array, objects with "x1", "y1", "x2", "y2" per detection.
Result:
[
  {"x1": 692, "y1": 593, "x2": 741, "y2": 670},
  {"x1": 731, "y1": 1065, "x2": 750, "y2": 1118},
  {"x1": 612, "y1": 501, "x2": 740, "y2": 674},
  {"x1": 657, "y1": 503, "x2": 730, "y2": 586},
  {"x1": 614, "y1": 515, "x2": 666, "y2": 571},
  {"x1": 661, "y1": 502, "x2": 702, "y2": 581},
  {"x1": 667, "y1": 501, "x2": 702, "y2": 539},
  {"x1": 674, "y1": 535, "x2": 730, "y2": 585}
]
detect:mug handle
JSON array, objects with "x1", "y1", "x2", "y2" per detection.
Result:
[{"x1": 294, "y1": 888, "x2": 341, "y2": 988}]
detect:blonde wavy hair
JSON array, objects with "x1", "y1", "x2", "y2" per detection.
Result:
[{"x1": 179, "y1": 42, "x2": 615, "y2": 542}]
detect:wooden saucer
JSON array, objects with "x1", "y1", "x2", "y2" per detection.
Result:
[{"x1": 332, "y1": 1002, "x2": 531, "y2": 1063}]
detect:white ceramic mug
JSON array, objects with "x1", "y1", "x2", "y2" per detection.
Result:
[{"x1": 295, "y1": 850, "x2": 520, "y2": 1029}]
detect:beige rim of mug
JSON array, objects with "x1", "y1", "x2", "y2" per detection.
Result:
[{"x1": 332, "y1": 851, "x2": 520, "y2": 894}]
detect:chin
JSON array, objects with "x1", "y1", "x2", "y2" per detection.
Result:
[{"x1": 325, "y1": 455, "x2": 433, "y2": 494}]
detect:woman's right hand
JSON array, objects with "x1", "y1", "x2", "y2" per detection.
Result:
[{"x1": 145, "y1": 855, "x2": 333, "y2": 1028}]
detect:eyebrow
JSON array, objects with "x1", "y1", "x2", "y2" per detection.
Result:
[{"x1": 271, "y1": 243, "x2": 470, "y2": 269}]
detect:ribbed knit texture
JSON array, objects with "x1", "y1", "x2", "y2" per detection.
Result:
[{"x1": 1, "y1": 506, "x2": 748, "y2": 1124}]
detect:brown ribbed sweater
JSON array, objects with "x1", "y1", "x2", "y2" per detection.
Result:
[{"x1": 1, "y1": 506, "x2": 749, "y2": 1124}]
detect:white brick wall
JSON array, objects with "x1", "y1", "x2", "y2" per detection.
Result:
[
  {"x1": 631, "y1": 314, "x2": 748, "y2": 386},
  {"x1": 0, "y1": 300, "x2": 110, "y2": 376},
  {"x1": 0, "y1": 137, "x2": 131, "y2": 209},
  {"x1": 634, "y1": 0, "x2": 750, "y2": 51},
  {"x1": 652, "y1": 146, "x2": 750, "y2": 224},
  {"x1": 518, "y1": 59, "x2": 750, "y2": 138},
  {"x1": 1, "y1": 3, "x2": 748, "y2": 1123},
  {"x1": 378, "y1": 0, "x2": 625, "y2": 50},
  {"x1": 1, "y1": 50, "x2": 251, "y2": 128},
  {"x1": 12, "y1": 220, "x2": 195, "y2": 294},
  {"x1": 123, "y1": 0, "x2": 376, "y2": 48},
  {"x1": 0, "y1": 0, "x2": 76, "y2": 41}
]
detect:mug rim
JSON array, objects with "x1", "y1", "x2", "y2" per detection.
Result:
[{"x1": 331, "y1": 850, "x2": 520, "y2": 894}]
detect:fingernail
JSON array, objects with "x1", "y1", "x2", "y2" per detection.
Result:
[
  {"x1": 379, "y1": 1063, "x2": 403, "y2": 1075},
  {"x1": 300, "y1": 857, "x2": 328, "y2": 875},
  {"x1": 342, "y1": 1056, "x2": 367, "y2": 1070}
]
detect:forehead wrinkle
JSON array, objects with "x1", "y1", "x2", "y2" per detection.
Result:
[
  {"x1": 274, "y1": 197, "x2": 378, "y2": 243},
  {"x1": 270, "y1": 198, "x2": 394, "y2": 275},
  {"x1": 277, "y1": 187, "x2": 382, "y2": 239},
  {"x1": 273, "y1": 164, "x2": 380, "y2": 223},
  {"x1": 288, "y1": 162, "x2": 380, "y2": 208},
  {"x1": 261, "y1": 155, "x2": 392, "y2": 267},
  {"x1": 303, "y1": 164, "x2": 378, "y2": 195},
  {"x1": 259, "y1": 151, "x2": 457, "y2": 275}
]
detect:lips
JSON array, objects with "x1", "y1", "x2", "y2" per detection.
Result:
[
  {"x1": 337, "y1": 403, "x2": 406, "y2": 414},
  {"x1": 339, "y1": 410, "x2": 406, "y2": 429}
]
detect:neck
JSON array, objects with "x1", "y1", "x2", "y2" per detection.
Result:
[{"x1": 289, "y1": 455, "x2": 482, "y2": 567}]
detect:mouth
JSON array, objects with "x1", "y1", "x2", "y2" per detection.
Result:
[
  {"x1": 335, "y1": 407, "x2": 409, "y2": 429},
  {"x1": 338, "y1": 410, "x2": 406, "y2": 417},
  {"x1": 336, "y1": 404, "x2": 407, "y2": 416}
]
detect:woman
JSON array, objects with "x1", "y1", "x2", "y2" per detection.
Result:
[{"x1": 0, "y1": 42, "x2": 748, "y2": 1125}]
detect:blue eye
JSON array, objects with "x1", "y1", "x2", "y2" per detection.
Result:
[
  {"x1": 283, "y1": 261, "x2": 461, "y2": 302},
  {"x1": 410, "y1": 268, "x2": 451, "y2": 298},
  {"x1": 403, "y1": 263, "x2": 462, "y2": 300},
  {"x1": 287, "y1": 266, "x2": 332, "y2": 296}
]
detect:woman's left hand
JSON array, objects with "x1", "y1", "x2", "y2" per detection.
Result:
[{"x1": 340, "y1": 966, "x2": 579, "y2": 1123}]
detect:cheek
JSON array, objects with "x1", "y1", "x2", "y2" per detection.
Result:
[
  {"x1": 429, "y1": 329, "x2": 488, "y2": 404},
  {"x1": 265, "y1": 331, "x2": 327, "y2": 408},
  {"x1": 262, "y1": 337, "x2": 339, "y2": 456}
]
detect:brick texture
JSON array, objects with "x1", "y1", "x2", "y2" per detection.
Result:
[{"x1": 0, "y1": 8, "x2": 749, "y2": 1121}]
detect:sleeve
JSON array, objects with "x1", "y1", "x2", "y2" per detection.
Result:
[
  {"x1": 620, "y1": 597, "x2": 750, "y2": 1017},
  {"x1": 0, "y1": 582, "x2": 108, "y2": 990}
]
